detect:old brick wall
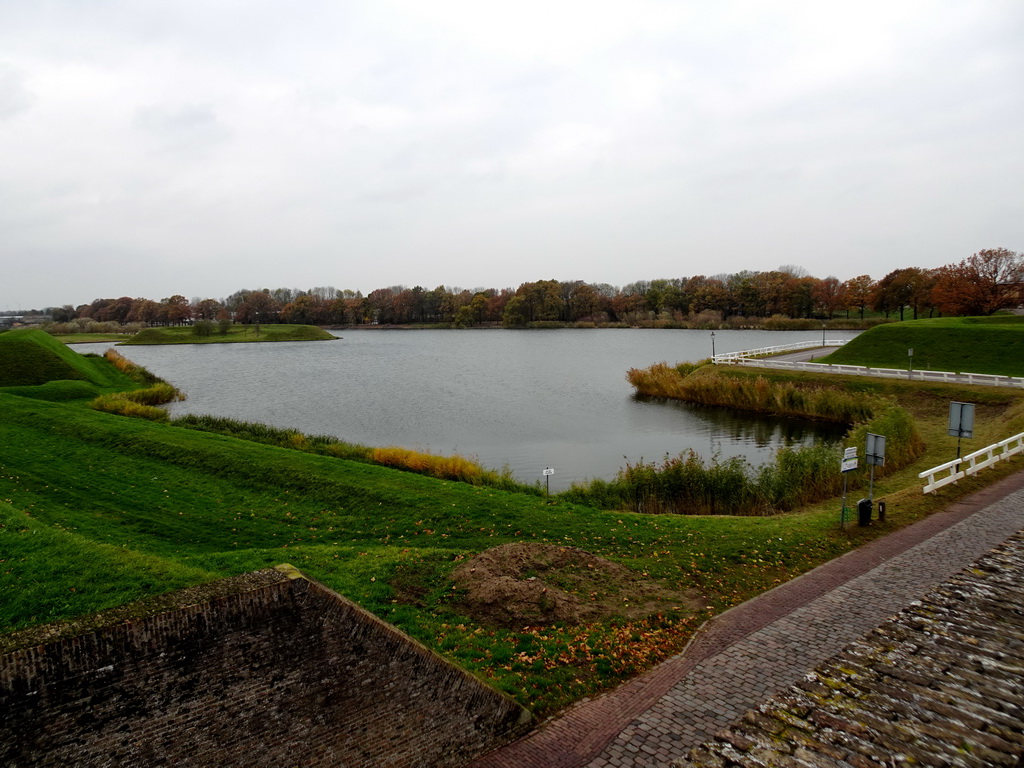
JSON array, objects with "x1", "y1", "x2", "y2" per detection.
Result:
[{"x1": 0, "y1": 565, "x2": 530, "y2": 767}]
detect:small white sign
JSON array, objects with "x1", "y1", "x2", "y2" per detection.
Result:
[
  {"x1": 841, "y1": 458, "x2": 859, "y2": 473},
  {"x1": 542, "y1": 468, "x2": 554, "y2": 476},
  {"x1": 843, "y1": 447, "x2": 857, "y2": 460}
]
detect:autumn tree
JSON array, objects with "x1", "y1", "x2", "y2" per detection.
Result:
[
  {"x1": 280, "y1": 294, "x2": 328, "y2": 324},
  {"x1": 161, "y1": 295, "x2": 192, "y2": 325},
  {"x1": 233, "y1": 290, "x2": 280, "y2": 324},
  {"x1": 840, "y1": 275, "x2": 875, "y2": 319},
  {"x1": 812, "y1": 276, "x2": 842, "y2": 318},
  {"x1": 932, "y1": 248, "x2": 1023, "y2": 316},
  {"x1": 192, "y1": 298, "x2": 223, "y2": 321}
]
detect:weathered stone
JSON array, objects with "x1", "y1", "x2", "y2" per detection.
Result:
[{"x1": 0, "y1": 566, "x2": 530, "y2": 767}]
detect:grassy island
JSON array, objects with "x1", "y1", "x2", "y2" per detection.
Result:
[{"x1": 118, "y1": 323, "x2": 336, "y2": 344}]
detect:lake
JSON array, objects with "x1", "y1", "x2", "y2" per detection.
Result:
[{"x1": 76, "y1": 328, "x2": 859, "y2": 491}]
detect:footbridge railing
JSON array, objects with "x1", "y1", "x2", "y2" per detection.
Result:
[
  {"x1": 715, "y1": 343, "x2": 1024, "y2": 390},
  {"x1": 712, "y1": 340, "x2": 848, "y2": 363},
  {"x1": 918, "y1": 432, "x2": 1024, "y2": 493}
]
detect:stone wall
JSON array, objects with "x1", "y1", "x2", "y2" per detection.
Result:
[{"x1": 0, "y1": 565, "x2": 530, "y2": 767}]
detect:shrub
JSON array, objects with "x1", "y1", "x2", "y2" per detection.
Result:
[
  {"x1": 104, "y1": 349, "x2": 161, "y2": 384},
  {"x1": 89, "y1": 394, "x2": 169, "y2": 422},
  {"x1": 193, "y1": 320, "x2": 214, "y2": 337}
]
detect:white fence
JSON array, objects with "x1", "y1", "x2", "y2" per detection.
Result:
[
  {"x1": 918, "y1": 433, "x2": 1024, "y2": 493},
  {"x1": 715, "y1": 342, "x2": 1024, "y2": 390},
  {"x1": 712, "y1": 340, "x2": 847, "y2": 363}
]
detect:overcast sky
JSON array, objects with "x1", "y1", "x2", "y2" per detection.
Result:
[{"x1": 2, "y1": 1, "x2": 1022, "y2": 310}]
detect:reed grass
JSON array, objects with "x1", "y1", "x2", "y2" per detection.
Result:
[
  {"x1": 172, "y1": 414, "x2": 535, "y2": 493},
  {"x1": 88, "y1": 394, "x2": 171, "y2": 422},
  {"x1": 87, "y1": 352, "x2": 185, "y2": 420},
  {"x1": 103, "y1": 348, "x2": 162, "y2": 384},
  {"x1": 628, "y1": 363, "x2": 873, "y2": 423},
  {"x1": 577, "y1": 363, "x2": 928, "y2": 515}
]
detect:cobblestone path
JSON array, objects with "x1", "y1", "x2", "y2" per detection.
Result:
[{"x1": 469, "y1": 471, "x2": 1024, "y2": 768}]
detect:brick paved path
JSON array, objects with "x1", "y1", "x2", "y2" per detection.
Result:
[{"x1": 469, "y1": 471, "x2": 1024, "y2": 768}]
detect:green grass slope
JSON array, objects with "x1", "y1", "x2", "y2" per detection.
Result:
[
  {"x1": 821, "y1": 316, "x2": 1024, "y2": 376},
  {"x1": 0, "y1": 329, "x2": 129, "y2": 387},
  {"x1": 121, "y1": 324, "x2": 335, "y2": 344},
  {"x1": 0, "y1": 391, "x2": 867, "y2": 713}
]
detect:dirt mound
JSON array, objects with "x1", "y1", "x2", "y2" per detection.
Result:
[{"x1": 452, "y1": 542, "x2": 703, "y2": 627}]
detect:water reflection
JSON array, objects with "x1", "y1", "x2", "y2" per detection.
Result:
[{"x1": 627, "y1": 394, "x2": 847, "y2": 474}]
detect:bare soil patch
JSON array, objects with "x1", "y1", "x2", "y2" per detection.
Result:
[{"x1": 452, "y1": 542, "x2": 704, "y2": 627}]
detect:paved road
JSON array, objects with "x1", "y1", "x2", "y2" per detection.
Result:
[{"x1": 469, "y1": 470, "x2": 1024, "y2": 768}]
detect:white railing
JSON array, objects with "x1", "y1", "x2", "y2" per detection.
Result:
[
  {"x1": 716, "y1": 348, "x2": 1024, "y2": 390},
  {"x1": 712, "y1": 339, "x2": 847, "y2": 363},
  {"x1": 918, "y1": 432, "x2": 1024, "y2": 493}
]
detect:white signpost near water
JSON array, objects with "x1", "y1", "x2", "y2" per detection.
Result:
[{"x1": 543, "y1": 467, "x2": 554, "y2": 496}]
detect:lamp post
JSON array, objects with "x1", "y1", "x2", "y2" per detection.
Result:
[
  {"x1": 711, "y1": 331, "x2": 716, "y2": 362},
  {"x1": 822, "y1": 323, "x2": 826, "y2": 347}
]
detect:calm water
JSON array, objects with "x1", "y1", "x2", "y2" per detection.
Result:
[{"x1": 77, "y1": 329, "x2": 859, "y2": 491}]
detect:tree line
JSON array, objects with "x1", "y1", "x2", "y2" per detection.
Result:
[{"x1": 41, "y1": 247, "x2": 1023, "y2": 329}]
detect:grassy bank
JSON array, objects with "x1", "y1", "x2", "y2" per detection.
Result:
[
  {"x1": 0, "y1": 329, "x2": 133, "y2": 388},
  {"x1": 172, "y1": 414, "x2": 535, "y2": 492},
  {"x1": 120, "y1": 323, "x2": 336, "y2": 344},
  {"x1": 820, "y1": 315, "x2": 1024, "y2": 376}
]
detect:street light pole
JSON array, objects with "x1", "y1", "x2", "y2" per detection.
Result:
[
  {"x1": 711, "y1": 331, "x2": 716, "y2": 362},
  {"x1": 822, "y1": 323, "x2": 826, "y2": 347}
]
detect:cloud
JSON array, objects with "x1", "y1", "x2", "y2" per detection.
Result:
[
  {"x1": 0, "y1": 0, "x2": 1022, "y2": 309},
  {"x1": 133, "y1": 103, "x2": 229, "y2": 157},
  {"x1": 0, "y1": 63, "x2": 33, "y2": 120}
]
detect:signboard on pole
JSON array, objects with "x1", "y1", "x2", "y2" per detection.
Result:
[
  {"x1": 841, "y1": 458, "x2": 859, "y2": 473},
  {"x1": 865, "y1": 433, "x2": 886, "y2": 467},
  {"x1": 843, "y1": 447, "x2": 857, "y2": 460},
  {"x1": 948, "y1": 401, "x2": 975, "y2": 439}
]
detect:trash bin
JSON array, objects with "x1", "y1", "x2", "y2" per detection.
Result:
[
  {"x1": 877, "y1": 500, "x2": 886, "y2": 522},
  {"x1": 857, "y1": 498, "x2": 872, "y2": 527}
]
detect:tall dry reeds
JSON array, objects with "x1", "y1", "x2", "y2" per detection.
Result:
[
  {"x1": 594, "y1": 364, "x2": 927, "y2": 515},
  {"x1": 627, "y1": 364, "x2": 873, "y2": 423}
]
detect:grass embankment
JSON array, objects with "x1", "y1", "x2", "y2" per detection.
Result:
[
  {"x1": 172, "y1": 414, "x2": 534, "y2": 492},
  {"x1": 821, "y1": 315, "x2": 1024, "y2": 376},
  {"x1": 0, "y1": 329, "x2": 184, "y2": 420},
  {"x1": 0, "y1": 392, "x2": 870, "y2": 714},
  {"x1": 0, "y1": 328, "x2": 127, "y2": 388},
  {"x1": 121, "y1": 324, "x2": 335, "y2": 344}
]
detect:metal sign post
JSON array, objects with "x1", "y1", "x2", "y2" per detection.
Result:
[
  {"x1": 948, "y1": 401, "x2": 975, "y2": 467},
  {"x1": 840, "y1": 447, "x2": 858, "y2": 528},
  {"x1": 907, "y1": 348, "x2": 913, "y2": 378},
  {"x1": 543, "y1": 467, "x2": 554, "y2": 497},
  {"x1": 865, "y1": 433, "x2": 886, "y2": 501}
]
